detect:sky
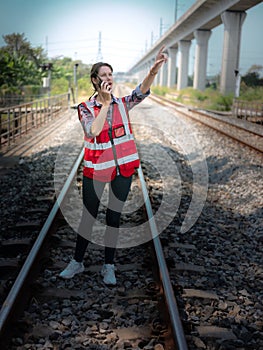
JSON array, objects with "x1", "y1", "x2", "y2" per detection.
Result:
[{"x1": 0, "y1": 0, "x2": 262, "y2": 75}]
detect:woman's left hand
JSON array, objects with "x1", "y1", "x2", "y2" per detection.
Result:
[
  {"x1": 152, "y1": 45, "x2": 168, "y2": 73},
  {"x1": 140, "y1": 45, "x2": 169, "y2": 94}
]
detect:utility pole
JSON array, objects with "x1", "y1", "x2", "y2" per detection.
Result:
[
  {"x1": 45, "y1": 36, "x2": 48, "y2": 56},
  {"x1": 151, "y1": 31, "x2": 154, "y2": 46},
  {"x1": 234, "y1": 69, "x2": 241, "y2": 98},
  {"x1": 74, "y1": 63, "x2": 79, "y2": 103},
  {"x1": 160, "y1": 18, "x2": 163, "y2": 38},
  {"x1": 97, "y1": 31, "x2": 103, "y2": 61},
  {"x1": 174, "y1": 0, "x2": 178, "y2": 22},
  {"x1": 41, "y1": 63, "x2": 53, "y2": 97}
]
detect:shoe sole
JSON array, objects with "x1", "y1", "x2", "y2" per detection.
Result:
[
  {"x1": 59, "y1": 268, "x2": 84, "y2": 279},
  {"x1": 102, "y1": 275, "x2": 116, "y2": 285},
  {"x1": 103, "y1": 280, "x2": 116, "y2": 286}
]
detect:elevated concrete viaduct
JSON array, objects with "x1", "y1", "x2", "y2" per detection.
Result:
[{"x1": 128, "y1": 0, "x2": 262, "y2": 95}]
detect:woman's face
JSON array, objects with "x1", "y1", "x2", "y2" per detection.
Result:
[{"x1": 96, "y1": 65, "x2": 113, "y2": 90}]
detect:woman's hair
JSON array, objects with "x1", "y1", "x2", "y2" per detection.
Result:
[{"x1": 89, "y1": 62, "x2": 113, "y2": 100}]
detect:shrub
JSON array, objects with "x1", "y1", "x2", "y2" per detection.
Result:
[
  {"x1": 208, "y1": 94, "x2": 233, "y2": 111},
  {"x1": 151, "y1": 86, "x2": 169, "y2": 96},
  {"x1": 239, "y1": 85, "x2": 263, "y2": 101},
  {"x1": 51, "y1": 77, "x2": 69, "y2": 95}
]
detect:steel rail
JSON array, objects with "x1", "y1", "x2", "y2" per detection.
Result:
[
  {"x1": 137, "y1": 165, "x2": 188, "y2": 350},
  {"x1": 150, "y1": 94, "x2": 263, "y2": 153},
  {"x1": 0, "y1": 147, "x2": 84, "y2": 337}
]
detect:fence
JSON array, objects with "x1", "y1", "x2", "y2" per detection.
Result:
[
  {"x1": 0, "y1": 94, "x2": 47, "y2": 108},
  {"x1": 0, "y1": 93, "x2": 70, "y2": 148},
  {"x1": 232, "y1": 99, "x2": 263, "y2": 124}
]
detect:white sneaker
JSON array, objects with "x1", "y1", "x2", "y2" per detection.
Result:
[
  {"x1": 59, "y1": 259, "x2": 84, "y2": 279},
  {"x1": 101, "y1": 264, "x2": 116, "y2": 285}
]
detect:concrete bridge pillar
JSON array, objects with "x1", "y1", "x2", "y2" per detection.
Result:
[
  {"x1": 193, "y1": 29, "x2": 211, "y2": 90},
  {"x1": 220, "y1": 10, "x2": 247, "y2": 95},
  {"x1": 177, "y1": 40, "x2": 191, "y2": 90},
  {"x1": 138, "y1": 69, "x2": 144, "y2": 83},
  {"x1": 154, "y1": 69, "x2": 159, "y2": 86},
  {"x1": 160, "y1": 60, "x2": 168, "y2": 86},
  {"x1": 167, "y1": 47, "x2": 177, "y2": 88}
]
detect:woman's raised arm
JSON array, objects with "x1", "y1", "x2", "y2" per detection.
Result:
[{"x1": 140, "y1": 45, "x2": 168, "y2": 94}]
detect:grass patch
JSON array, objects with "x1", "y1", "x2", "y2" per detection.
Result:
[
  {"x1": 150, "y1": 84, "x2": 263, "y2": 111},
  {"x1": 151, "y1": 86, "x2": 235, "y2": 111},
  {"x1": 151, "y1": 86, "x2": 170, "y2": 96},
  {"x1": 207, "y1": 94, "x2": 233, "y2": 111}
]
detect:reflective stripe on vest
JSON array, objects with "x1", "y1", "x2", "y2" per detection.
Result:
[
  {"x1": 84, "y1": 152, "x2": 139, "y2": 170},
  {"x1": 118, "y1": 100, "x2": 130, "y2": 135},
  {"x1": 84, "y1": 158, "x2": 116, "y2": 171},
  {"x1": 84, "y1": 133, "x2": 135, "y2": 150}
]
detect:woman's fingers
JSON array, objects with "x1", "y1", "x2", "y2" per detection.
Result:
[
  {"x1": 101, "y1": 81, "x2": 111, "y2": 91},
  {"x1": 157, "y1": 45, "x2": 166, "y2": 56},
  {"x1": 156, "y1": 45, "x2": 168, "y2": 64}
]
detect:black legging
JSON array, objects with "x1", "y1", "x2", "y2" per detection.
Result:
[{"x1": 74, "y1": 174, "x2": 132, "y2": 264}]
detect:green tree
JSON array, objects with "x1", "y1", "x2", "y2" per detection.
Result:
[
  {"x1": 0, "y1": 52, "x2": 41, "y2": 88},
  {"x1": 2, "y1": 33, "x2": 45, "y2": 66},
  {"x1": 0, "y1": 33, "x2": 46, "y2": 95},
  {"x1": 0, "y1": 33, "x2": 93, "y2": 99},
  {"x1": 48, "y1": 57, "x2": 92, "y2": 96},
  {"x1": 242, "y1": 65, "x2": 263, "y2": 87}
]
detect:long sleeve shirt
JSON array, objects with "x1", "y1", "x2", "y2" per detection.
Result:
[{"x1": 78, "y1": 84, "x2": 150, "y2": 139}]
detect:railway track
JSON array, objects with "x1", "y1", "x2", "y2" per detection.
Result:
[
  {"x1": 0, "y1": 86, "x2": 262, "y2": 349},
  {"x1": 149, "y1": 93, "x2": 263, "y2": 154},
  {"x1": 0, "y1": 145, "x2": 186, "y2": 349}
]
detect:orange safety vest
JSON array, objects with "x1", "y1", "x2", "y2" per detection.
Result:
[{"x1": 78, "y1": 97, "x2": 140, "y2": 182}]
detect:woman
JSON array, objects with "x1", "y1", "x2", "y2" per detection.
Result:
[{"x1": 59, "y1": 46, "x2": 168, "y2": 285}]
